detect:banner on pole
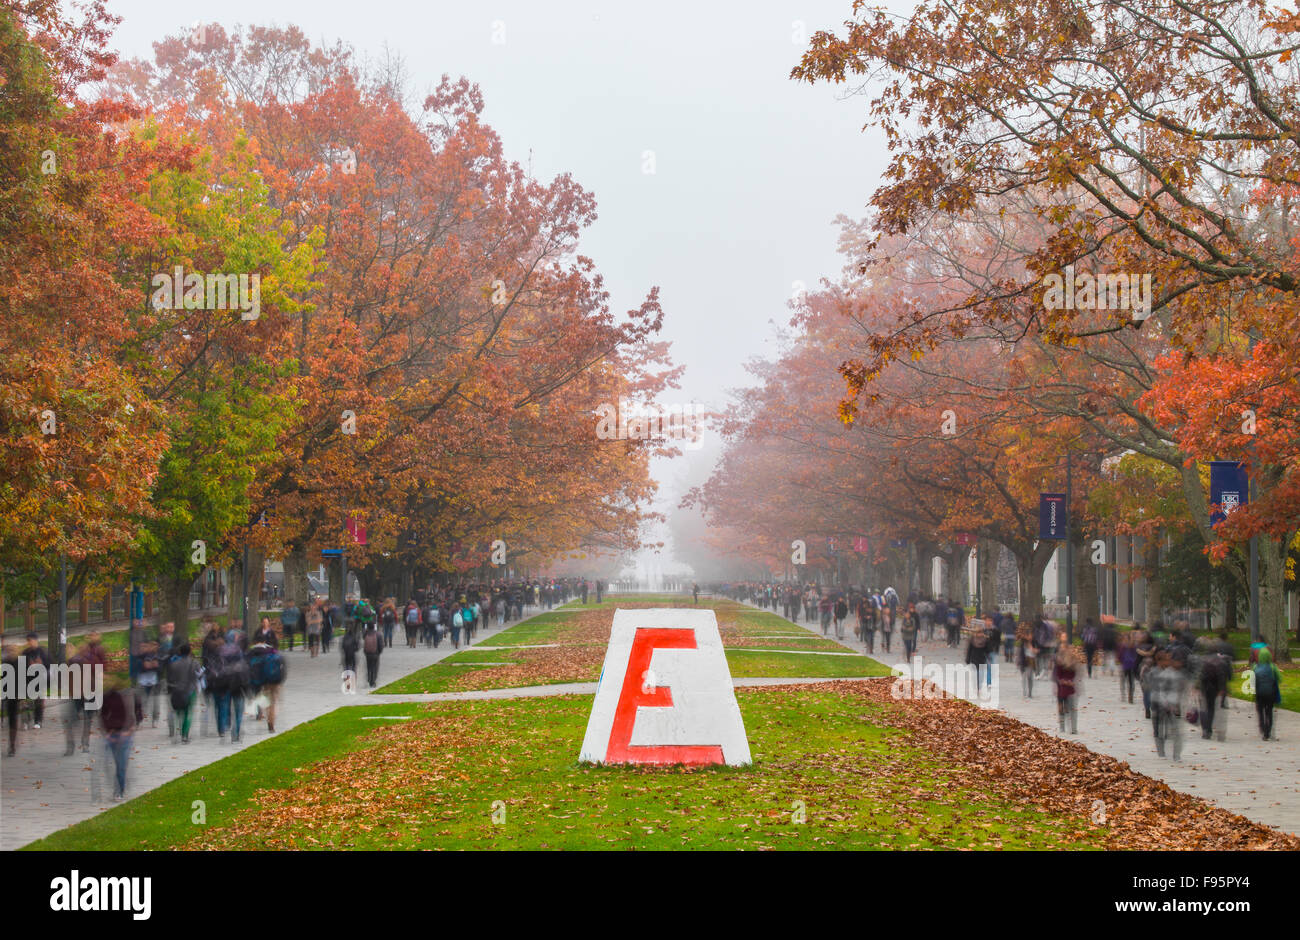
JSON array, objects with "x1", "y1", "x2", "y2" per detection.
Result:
[
  {"x1": 1208, "y1": 461, "x2": 1249, "y2": 526},
  {"x1": 1038, "y1": 493, "x2": 1067, "y2": 540}
]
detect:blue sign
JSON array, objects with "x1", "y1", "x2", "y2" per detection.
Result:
[
  {"x1": 890, "y1": 539, "x2": 907, "y2": 549},
  {"x1": 1209, "y1": 461, "x2": 1249, "y2": 525},
  {"x1": 321, "y1": 548, "x2": 343, "y2": 556},
  {"x1": 1039, "y1": 493, "x2": 1067, "y2": 540}
]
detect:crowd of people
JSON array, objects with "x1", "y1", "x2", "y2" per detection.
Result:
[
  {"x1": 1, "y1": 576, "x2": 604, "y2": 800},
  {"x1": 715, "y1": 579, "x2": 1286, "y2": 759}
]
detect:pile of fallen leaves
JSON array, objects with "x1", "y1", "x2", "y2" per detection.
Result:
[
  {"x1": 781, "y1": 679, "x2": 1299, "y2": 851},
  {"x1": 444, "y1": 609, "x2": 615, "y2": 691},
  {"x1": 182, "y1": 711, "x2": 513, "y2": 849},
  {"x1": 446, "y1": 644, "x2": 605, "y2": 692}
]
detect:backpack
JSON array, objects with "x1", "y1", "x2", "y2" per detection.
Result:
[
  {"x1": 1254, "y1": 663, "x2": 1280, "y2": 703},
  {"x1": 363, "y1": 630, "x2": 379, "y2": 655},
  {"x1": 263, "y1": 651, "x2": 284, "y2": 685},
  {"x1": 946, "y1": 608, "x2": 959, "y2": 626},
  {"x1": 406, "y1": 606, "x2": 421, "y2": 626},
  {"x1": 221, "y1": 643, "x2": 250, "y2": 691},
  {"x1": 453, "y1": 611, "x2": 463, "y2": 630}
]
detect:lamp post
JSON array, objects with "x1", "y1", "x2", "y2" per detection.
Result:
[{"x1": 1065, "y1": 452, "x2": 1074, "y2": 645}]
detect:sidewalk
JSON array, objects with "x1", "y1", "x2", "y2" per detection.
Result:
[
  {"x1": 0, "y1": 609, "x2": 553, "y2": 850},
  {"x1": 746, "y1": 602, "x2": 1300, "y2": 835}
]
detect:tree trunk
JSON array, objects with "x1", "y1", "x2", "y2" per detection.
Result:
[
  {"x1": 227, "y1": 547, "x2": 266, "y2": 633},
  {"x1": 1224, "y1": 579, "x2": 1239, "y2": 632},
  {"x1": 45, "y1": 590, "x2": 64, "y2": 661},
  {"x1": 979, "y1": 540, "x2": 999, "y2": 615},
  {"x1": 1014, "y1": 541, "x2": 1058, "y2": 621},
  {"x1": 1075, "y1": 531, "x2": 1100, "y2": 628},
  {"x1": 160, "y1": 573, "x2": 194, "y2": 646},
  {"x1": 945, "y1": 546, "x2": 971, "y2": 607},
  {"x1": 1259, "y1": 536, "x2": 1290, "y2": 663},
  {"x1": 1143, "y1": 533, "x2": 1163, "y2": 624},
  {"x1": 282, "y1": 545, "x2": 311, "y2": 607}
]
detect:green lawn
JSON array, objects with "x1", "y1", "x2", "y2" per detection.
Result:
[
  {"x1": 725, "y1": 649, "x2": 892, "y2": 679},
  {"x1": 26, "y1": 688, "x2": 1097, "y2": 851}
]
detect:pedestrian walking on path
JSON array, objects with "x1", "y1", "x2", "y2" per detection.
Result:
[
  {"x1": 166, "y1": 643, "x2": 200, "y2": 744},
  {"x1": 362, "y1": 624, "x2": 384, "y2": 688},
  {"x1": 1254, "y1": 649, "x2": 1283, "y2": 741}
]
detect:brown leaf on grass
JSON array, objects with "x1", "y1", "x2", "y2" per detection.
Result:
[{"x1": 760, "y1": 679, "x2": 1299, "y2": 851}]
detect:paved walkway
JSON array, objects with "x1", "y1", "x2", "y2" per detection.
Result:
[
  {"x1": 0, "y1": 608, "x2": 557, "y2": 850},
  {"x1": 746, "y1": 601, "x2": 1300, "y2": 834}
]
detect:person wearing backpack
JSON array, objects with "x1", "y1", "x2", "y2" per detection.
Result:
[
  {"x1": 1254, "y1": 648, "x2": 1283, "y2": 741},
  {"x1": 451, "y1": 608, "x2": 464, "y2": 649},
  {"x1": 200, "y1": 623, "x2": 225, "y2": 738},
  {"x1": 404, "y1": 601, "x2": 421, "y2": 648},
  {"x1": 214, "y1": 635, "x2": 250, "y2": 743},
  {"x1": 362, "y1": 624, "x2": 384, "y2": 688},
  {"x1": 166, "y1": 643, "x2": 200, "y2": 744},
  {"x1": 833, "y1": 595, "x2": 849, "y2": 641},
  {"x1": 380, "y1": 600, "x2": 397, "y2": 649},
  {"x1": 248, "y1": 638, "x2": 285, "y2": 731}
]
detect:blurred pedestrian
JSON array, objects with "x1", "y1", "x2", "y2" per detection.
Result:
[
  {"x1": 100, "y1": 676, "x2": 136, "y2": 800},
  {"x1": 1053, "y1": 642, "x2": 1080, "y2": 734},
  {"x1": 1254, "y1": 648, "x2": 1283, "y2": 741},
  {"x1": 166, "y1": 642, "x2": 199, "y2": 744},
  {"x1": 362, "y1": 623, "x2": 384, "y2": 688}
]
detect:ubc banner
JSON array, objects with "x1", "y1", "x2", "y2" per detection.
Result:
[
  {"x1": 1039, "y1": 493, "x2": 1067, "y2": 540},
  {"x1": 1209, "y1": 461, "x2": 1249, "y2": 526}
]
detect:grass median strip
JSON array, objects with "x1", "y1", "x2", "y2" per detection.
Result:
[{"x1": 26, "y1": 687, "x2": 1097, "y2": 851}]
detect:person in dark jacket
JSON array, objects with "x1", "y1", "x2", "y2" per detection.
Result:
[
  {"x1": 1053, "y1": 644, "x2": 1080, "y2": 734},
  {"x1": 362, "y1": 624, "x2": 384, "y2": 688},
  {"x1": 341, "y1": 627, "x2": 359, "y2": 679},
  {"x1": 21, "y1": 632, "x2": 49, "y2": 728},
  {"x1": 166, "y1": 643, "x2": 200, "y2": 743},
  {"x1": 1196, "y1": 641, "x2": 1229, "y2": 741},
  {"x1": 965, "y1": 627, "x2": 990, "y2": 694},
  {"x1": 100, "y1": 677, "x2": 136, "y2": 800}
]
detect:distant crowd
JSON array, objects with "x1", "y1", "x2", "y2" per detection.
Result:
[
  {"x1": 2, "y1": 576, "x2": 605, "y2": 801},
  {"x1": 713, "y1": 579, "x2": 1286, "y2": 760}
]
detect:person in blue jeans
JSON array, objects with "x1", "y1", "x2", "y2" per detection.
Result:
[
  {"x1": 100, "y1": 680, "x2": 136, "y2": 800},
  {"x1": 213, "y1": 637, "x2": 250, "y2": 743}
]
